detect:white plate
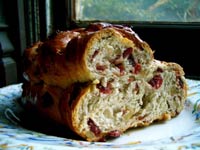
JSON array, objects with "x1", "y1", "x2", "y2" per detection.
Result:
[{"x1": 0, "y1": 79, "x2": 200, "y2": 150}]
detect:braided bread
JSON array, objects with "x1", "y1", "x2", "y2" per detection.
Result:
[{"x1": 21, "y1": 22, "x2": 187, "y2": 142}]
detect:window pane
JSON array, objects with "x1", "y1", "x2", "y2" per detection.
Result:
[{"x1": 75, "y1": 0, "x2": 200, "y2": 22}]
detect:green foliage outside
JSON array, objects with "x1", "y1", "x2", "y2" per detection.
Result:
[{"x1": 77, "y1": 0, "x2": 200, "y2": 22}]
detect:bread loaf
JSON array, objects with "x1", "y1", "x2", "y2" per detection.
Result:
[{"x1": 21, "y1": 22, "x2": 187, "y2": 142}]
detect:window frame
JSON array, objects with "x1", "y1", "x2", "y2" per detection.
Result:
[{"x1": 66, "y1": 0, "x2": 200, "y2": 29}]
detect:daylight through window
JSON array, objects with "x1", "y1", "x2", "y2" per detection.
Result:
[{"x1": 75, "y1": 0, "x2": 200, "y2": 22}]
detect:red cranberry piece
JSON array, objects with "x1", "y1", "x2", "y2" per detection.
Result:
[
  {"x1": 96, "y1": 64, "x2": 107, "y2": 71},
  {"x1": 156, "y1": 67, "x2": 163, "y2": 73},
  {"x1": 148, "y1": 74, "x2": 163, "y2": 89},
  {"x1": 97, "y1": 82, "x2": 112, "y2": 94},
  {"x1": 123, "y1": 47, "x2": 133, "y2": 58},
  {"x1": 87, "y1": 118, "x2": 101, "y2": 136},
  {"x1": 115, "y1": 63, "x2": 125, "y2": 75},
  {"x1": 98, "y1": 137, "x2": 106, "y2": 142},
  {"x1": 108, "y1": 130, "x2": 121, "y2": 137},
  {"x1": 91, "y1": 50, "x2": 99, "y2": 62},
  {"x1": 133, "y1": 63, "x2": 141, "y2": 74}
]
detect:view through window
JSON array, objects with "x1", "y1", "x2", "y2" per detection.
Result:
[{"x1": 75, "y1": 0, "x2": 200, "y2": 22}]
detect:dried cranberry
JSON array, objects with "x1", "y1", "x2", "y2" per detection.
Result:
[
  {"x1": 98, "y1": 137, "x2": 106, "y2": 142},
  {"x1": 156, "y1": 67, "x2": 163, "y2": 73},
  {"x1": 133, "y1": 63, "x2": 141, "y2": 74},
  {"x1": 96, "y1": 64, "x2": 107, "y2": 71},
  {"x1": 123, "y1": 47, "x2": 133, "y2": 58},
  {"x1": 87, "y1": 118, "x2": 101, "y2": 136},
  {"x1": 108, "y1": 130, "x2": 121, "y2": 137},
  {"x1": 148, "y1": 74, "x2": 163, "y2": 89},
  {"x1": 91, "y1": 50, "x2": 99, "y2": 62},
  {"x1": 115, "y1": 63, "x2": 125, "y2": 75},
  {"x1": 97, "y1": 82, "x2": 112, "y2": 94}
]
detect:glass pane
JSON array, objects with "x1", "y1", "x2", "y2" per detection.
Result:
[{"x1": 75, "y1": 0, "x2": 200, "y2": 22}]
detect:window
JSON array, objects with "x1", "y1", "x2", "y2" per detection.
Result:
[{"x1": 72, "y1": 0, "x2": 200, "y2": 26}]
